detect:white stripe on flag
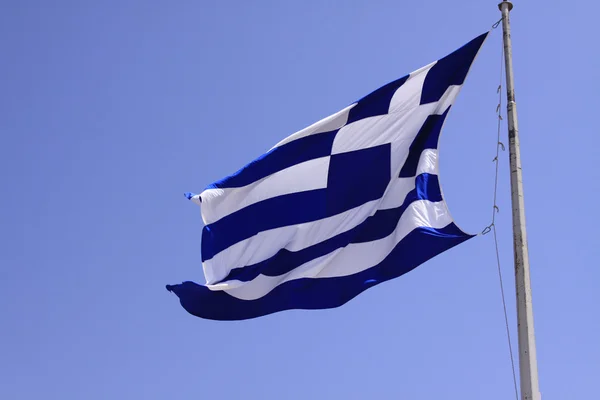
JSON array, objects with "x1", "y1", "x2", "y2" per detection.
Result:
[
  {"x1": 271, "y1": 104, "x2": 355, "y2": 150},
  {"x1": 388, "y1": 61, "x2": 435, "y2": 114},
  {"x1": 200, "y1": 156, "x2": 330, "y2": 225}
]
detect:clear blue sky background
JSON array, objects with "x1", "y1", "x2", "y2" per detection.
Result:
[{"x1": 1, "y1": 1, "x2": 597, "y2": 399}]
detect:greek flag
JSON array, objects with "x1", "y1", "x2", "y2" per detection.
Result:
[{"x1": 167, "y1": 33, "x2": 488, "y2": 320}]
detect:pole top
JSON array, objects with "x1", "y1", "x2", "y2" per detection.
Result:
[{"x1": 498, "y1": 1, "x2": 513, "y2": 11}]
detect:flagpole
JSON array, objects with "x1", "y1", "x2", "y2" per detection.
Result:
[{"x1": 497, "y1": 2, "x2": 540, "y2": 399}]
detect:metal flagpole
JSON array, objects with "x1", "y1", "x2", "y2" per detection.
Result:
[{"x1": 497, "y1": 2, "x2": 541, "y2": 399}]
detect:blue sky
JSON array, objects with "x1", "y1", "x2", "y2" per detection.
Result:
[{"x1": 1, "y1": 1, "x2": 597, "y2": 399}]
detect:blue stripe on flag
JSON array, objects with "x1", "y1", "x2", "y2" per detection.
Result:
[
  {"x1": 216, "y1": 173, "x2": 442, "y2": 284},
  {"x1": 354, "y1": 173, "x2": 443, "y2": 243},
  {"x1": 420, "y1": 32, "x2": 488, "y2": 105},
  {"x1": 167, "y1": 223, "x2": 473, "y2": 321},
  {"x1": 202, "y1": 188, "x2": 327, "y2": 262},
  {"x1": 207, "y1": 129, "x2": 338, "y2": 189},
  {"x1": 399, "y1": 107, "x2": 450, "y2": 178},
  {"x1": 347, "y1": 75, "x2": 409, "y2": 124}
]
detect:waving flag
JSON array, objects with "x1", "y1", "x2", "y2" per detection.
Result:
[{"x1": 167, "y1": 32, "x2": 488, "y2": 320}]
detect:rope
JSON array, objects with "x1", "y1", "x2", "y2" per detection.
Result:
[{"x1": 483, "y1": 23, "x2": 520, "y2": 400}]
